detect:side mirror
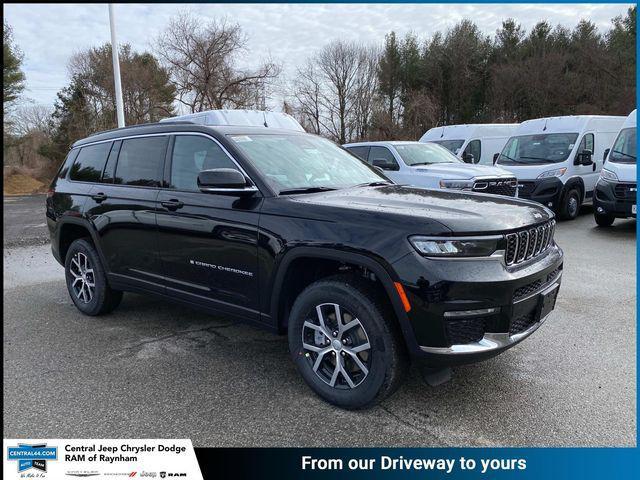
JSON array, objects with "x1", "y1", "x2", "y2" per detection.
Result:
[
  {"x1": 197, "y1": 168, "x2": 257, "y2": 196},
  {"x1": 603, "y1": 148, "x2": 610, "y2": 162},
  {"x1": 493, "y1": 153, "x2": 499, "y2": 165},
  {"x1": 575, "y1": 149, "x2": 593, "y2": 166},
  {"x1": 372, "y1": 158, "x2": 399, "y2": 171},
  {"x1": 462, "y1": 152, "x2": 475, "y2": 164}
]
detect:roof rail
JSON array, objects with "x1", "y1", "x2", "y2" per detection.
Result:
[{"x1": 86, "y1": 120, "x2": 195, "y2": 137}]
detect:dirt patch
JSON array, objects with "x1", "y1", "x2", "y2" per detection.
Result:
[{"x1": 4, "y1": 173, "x2": 46, "y2": 195}]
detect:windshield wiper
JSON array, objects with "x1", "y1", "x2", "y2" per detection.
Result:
[
  {"x1": 519, "y1": 156, "x2": 559, "y2": 163},
  {"x1": 612, "y1": 149, "x2": 636, "y2": 160},
  {"x1": 353, "y1": 181, "x2": 393, "y2": 187},
  {"x1": 497, "y1": 154, "x2": 525, "y2": 164},
  {"x1": 278, "y1": 186, "x2": 337, "y2": 195}
]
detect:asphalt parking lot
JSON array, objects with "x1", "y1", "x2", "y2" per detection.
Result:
[{"x1": 3, "y1": 194, "x2": 636, "y2": 447}]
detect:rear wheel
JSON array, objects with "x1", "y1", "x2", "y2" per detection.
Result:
[
  {"x1": 594, "y1": 211, "x2": 615, "y2": 227},
  {"x1": 65, "y1": 238, "x2": 123, "y2": 316},
  {"x1": 559, "y1": 187, "x2": 581, "y2": 220},
  {"x1": 288, "y1": 275, "x2": 408, "y2": 409}
]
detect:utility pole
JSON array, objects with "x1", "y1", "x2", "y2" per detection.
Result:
[{"x1": 108, "y1": 4, "x2": 125, "y2": 128}]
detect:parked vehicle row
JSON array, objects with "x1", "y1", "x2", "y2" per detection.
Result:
[
  {"x1": 343, "y1": 141, "x2": 518, "y2": 196},
  {"x1": 47, "y1": 109, "x2": 564, "y2": 409}
]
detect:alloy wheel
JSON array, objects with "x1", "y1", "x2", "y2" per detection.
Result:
[
  {"x1": 69, "y1": 252, "x2": 95, "y2": 303},
  {"x1": 301, "y1": 303, "x2": 371, "y2": 389}
]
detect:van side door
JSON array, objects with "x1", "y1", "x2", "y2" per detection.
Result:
[
  {"x1": 155, "y1": 133, "x2": 262, "y2": 321},
  {"x1": 574, "y1": 133, "x2": 597, "y2": 198}
]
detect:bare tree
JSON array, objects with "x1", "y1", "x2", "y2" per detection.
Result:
[
  {"x1": 293, "y1": 60, "x2": 323, "y2": 134},
  {"x1": 8, "y1": 103, "x2": 53, "y2": 137},
  {"x1": 154, "y1": 11, "x2": 280, "y2": 112}
]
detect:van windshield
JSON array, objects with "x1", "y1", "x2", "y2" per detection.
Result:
[
  {"x1": 497, "y1": 133, "x2": 579, "y2": 165},
  {"x1": 429, "y1": 139, "x2": 465, "y2": 155},
  {"x1": 608, "y1": 128, "x2": 636, "y2": 164},
  {"x1": 394, "y1": 143, "x2": 461, "y2": 166},
  {"x1": 228, "y1": 133, "x2": 388, "y2": 193}
]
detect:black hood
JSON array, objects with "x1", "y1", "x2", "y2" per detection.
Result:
[{"x1": 288, "y1": 185, "x2": 553, "y2": 235}]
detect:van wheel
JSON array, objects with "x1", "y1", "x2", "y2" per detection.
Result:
[
  {"x1": 594, "y1": 212, "x2": 615, "y2": 227},
  {"x1": 65, "y1": 238, "x2": 123, "y2": 316},
  {"x1": 559, "y1": 188, "x2": 581, "y2": 220},
  {"x1": 288, "y1": 275, "x2": 408, "y2": 409}
]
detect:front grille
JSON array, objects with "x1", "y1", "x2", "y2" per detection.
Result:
[
  {"x1": 510, "y1": 312, "x2": 537, "y2": 335},
  {"x1": 614, "y1": 183, "x2": 637, "y2": 202},
  {"x1": 473, "y1": 178, "x2": 517, "y2": 197},
  {"x1": 505, "y1": 220, "x2": 555, "y2": 266},
  {"x1": 445, "y1": 317, "x2": 485, "y2": 345},
  {"x1": 516, "y1": 181, "x2": 535, "y2": 197},
  {"x1": 513, "y1": 266, "x2": 562, "y2": 302}
]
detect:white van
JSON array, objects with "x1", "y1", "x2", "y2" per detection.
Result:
[
  {"x1": 495, "y1": 115, "x2": 626, "y2": 220},
  {"x1": 419, "y1": 124, "x2": 519, "y2": 165},
  {"x1": 593, "y1": 110, "x2": 637, "y2": 226},
  {"x1": 159, "y1": 109, "x2": 305, "y2": 132},
  {"x1": 343, "y1": 141, "x2": 518, "y2": 196}
]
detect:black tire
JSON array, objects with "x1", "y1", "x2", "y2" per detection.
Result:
[
  {"x1": 594, "y1": 211, "x2": 615, "y2": 227},
  {"x1": 288, "y1": 274, "x2": 409, "y2": 409},
  {"x1": 65, "y1": 238, "x2": 123, "y2": 316},
  {"x1": 559, "y1": 188, "x2": 581, "y2": 220}
]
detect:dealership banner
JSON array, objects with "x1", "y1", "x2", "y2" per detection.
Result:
[{"x1": 3, "y1": 439, "x2": 202, "y2": 479}]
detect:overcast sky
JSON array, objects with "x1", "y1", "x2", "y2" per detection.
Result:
[{"x1": 4, "y1": 2, "x2": 633, "y2": 111}]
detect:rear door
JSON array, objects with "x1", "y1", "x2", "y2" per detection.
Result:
[
  {"x1": 156, "y1": 133, "x2": 262, "y2": 320},
  {"x1": 84, "y1": 135, "x2": 168, "y2": 292}
]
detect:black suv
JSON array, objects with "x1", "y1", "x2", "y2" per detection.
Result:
[{"x1": 47, "y1": 122, "x2": 563, "y2": 409}]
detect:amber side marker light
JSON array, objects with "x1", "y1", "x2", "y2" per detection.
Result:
[{"x1": 394, "y1": 282, "x2": 412, "y2": 312}]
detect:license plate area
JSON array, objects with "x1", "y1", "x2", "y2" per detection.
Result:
[{"x1": 536, "y1": 284, "x2": 559, "y2": 322}]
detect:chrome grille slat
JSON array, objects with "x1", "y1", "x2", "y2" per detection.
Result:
[{"x1": 505, "y1": 220, "x2": 555, "y2": 266}]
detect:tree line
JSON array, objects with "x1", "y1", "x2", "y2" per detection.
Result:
[{"x1": 3, "y1": 7, "x2": 636, "y2": 177}]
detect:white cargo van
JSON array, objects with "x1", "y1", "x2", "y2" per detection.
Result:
[
  {"x1": 159, "y1": 109, "x2": 305, "y2": 132},
  {"x1": 419, "y1": 124, "x2": 519, "y2": 165},
  {"x1": 593, "y1": 110, "x2": 637, "y2": 226},
  {"x1": 495, "y1": 115, "x2": 626, "y2": 220}
]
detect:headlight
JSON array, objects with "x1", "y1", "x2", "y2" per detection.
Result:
[
  {"x1": 409, "y1": 235, "x2": 502, "y2": 257},
  {"x1": 439, "y1": 179, "x2": 474, "y2": 190},
  {"x1": 600, "y1": 168, "x2": 619, "y2": 182},
  {"x1": 537, "y1": 168, "x2": 567, "y2": 179}
]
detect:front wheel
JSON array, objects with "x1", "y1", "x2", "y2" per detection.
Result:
[
  {"x1": 288, "y1": 275, "x2": 408, "y2": 409},
  {"x1": 65, "y1": 238, "x2": 123, "y2": 316},
  {"x1": 594, "y1": 211, "x2": 615, "y2": 227},
  {"x1": 559, "y1": 188, "x2": 581, "y2": 220}
]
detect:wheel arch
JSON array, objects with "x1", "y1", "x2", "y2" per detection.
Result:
[
  {"x1": 56, "y1": 217, "x2": 107, "y2": 268},
  {"x1": 269, "y1": 247, "x2": 416, "y2": 350},
  {"x1": 563, "y1": 176, "x2": 586, "y2": 202}
]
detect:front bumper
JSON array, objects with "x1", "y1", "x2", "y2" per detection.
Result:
[
  {"x1": 594, "y1": 179, "x2": 636, "y2": 218},
  {"x1": 517, "y1": 178, "x2": 563, "y2": 210},
  {"x1": 392, "y1": 243, "x2": 564, "y2": 366}
]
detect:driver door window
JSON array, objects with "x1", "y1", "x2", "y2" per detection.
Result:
[
  {"x1": 463, "y1": 140, "x2": 481, "y2": 164},
  {"x1": 578, "y1": 133, "x2": 594, "y2": 153},
  {"x1": 169, "y1": 135, "x2": 238, "y2": 191},
  {"x1": 368, "y1": 146, "x2": 399, "y2": 170}
]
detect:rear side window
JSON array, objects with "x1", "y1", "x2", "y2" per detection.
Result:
[
  {"x1": 115, "y1": 136, "x2": 168, "y2": 187},
  {"x1": 58, "y1": 149, "x2": 80, "y2": 179},
  {"x1": 346, "y1": 146, "x2": 370, "y2": 161},
  {"x1": 69, "y1": 143, "x2": 112, "y2": 182},
  {"x1": 169, "y1": 135, "x2": 238, "y2": 191}
]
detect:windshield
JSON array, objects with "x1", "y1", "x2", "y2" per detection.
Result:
[
  {"x1": 608, "y1": 127, "x2": 636, "y2": 164},
  {"x1": 228, "y1": 133, "x2": 387, "y2": 193},
  {"x1": 394, "y1": 143, "x2": 461, "y2": 166},
  {"x1": 429, "y1": 139, "x2": 465, "y2": 155},
  {"x1": 497, "y1": 133, "x2": 579, "y2": 165}
]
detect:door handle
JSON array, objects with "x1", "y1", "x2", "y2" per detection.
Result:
[
  {"x1": 161, "y1": 199, "x2": 184, "y2": 211},
  {"x1": 91, "y1": 192, "x2": 107, "y2": 203}
]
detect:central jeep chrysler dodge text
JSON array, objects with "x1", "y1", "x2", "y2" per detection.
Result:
[{"x1": 47, "y1": 119, "x2": 563, "y2": 408}]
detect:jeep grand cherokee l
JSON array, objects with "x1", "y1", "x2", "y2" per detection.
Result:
[{"x1": 47, "y1": 122, "x2": 563, "y2": 409}]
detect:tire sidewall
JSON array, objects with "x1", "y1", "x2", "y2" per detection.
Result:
[
  {"x1": 64, "y1": 239, "x2": 108, "y2": 316},
  {"x1": 288, "y1": 282, "x2": 393, "y2": 409},
  {"x1": 562, "y1": 188, "x2": 581, "y2": 220}
]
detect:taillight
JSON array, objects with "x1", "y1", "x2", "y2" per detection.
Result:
[{"x1": 47, "y1": 188, "x2": 55, "y2": 198}]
